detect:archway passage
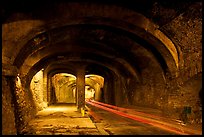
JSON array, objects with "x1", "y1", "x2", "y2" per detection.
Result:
[
  {"x1": 50, "y1": 73, "x2": 105, "y2": 104},
  {"x1": 85, "y1": 74, "x2": 104, "y2": 100},
  {"x1": 30, "y1": 69, "x2": 105, "y2": 110},
  {"x1": 52, "y1": 73, "x2": 77, "y2": 104},
  {"x1": 2, "y1": 0, "x2": 202, "y2": 135}
]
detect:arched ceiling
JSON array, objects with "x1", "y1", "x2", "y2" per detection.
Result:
[{"x1": 2, "y1": 0, "x2": 195, "y2": 82}]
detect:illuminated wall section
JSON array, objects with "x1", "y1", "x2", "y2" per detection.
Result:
[{"x1": 30, "y1": 69, "x2": 48, "y2": 110}]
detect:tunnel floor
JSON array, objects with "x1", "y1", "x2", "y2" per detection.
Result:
[
  {"x1": 28, "y1": 103, "x2": 99, "y2": 135},
  {"x1": 26, "y1": 103, "x2": 202, "y2": 135}
]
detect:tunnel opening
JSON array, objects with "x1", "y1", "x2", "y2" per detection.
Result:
[
  {"x1": 47, "y1": 72, "x2": 105, "y2": 107},
  {"x1": 84, "y1": 63, "x2": 130, "y2": 107},
  {"x1": 51, "y1": 73, "x2": 77, "y2": 104},
  {"x1": 85, "y1": 74, "x2": 104, "y2": 101},
  {"x1": 2, "y1": 1, "x2": 202, "y2": 135}
]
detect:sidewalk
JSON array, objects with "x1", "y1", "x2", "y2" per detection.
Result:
[{"x1": 27, "y1": 103, "x2": 100, "y2": 135}]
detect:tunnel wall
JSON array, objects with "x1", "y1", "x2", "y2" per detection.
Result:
[
  {"x1": 52, "y1": 74, "x2": 76, "y2": 103},
  {"x1": 2, "y1": 1, "x2": 202, "y2": 131},
  {"x1": 59, "y1": 84, "x2": 76, "y2": 103},
  {"x1": 14, "y1": 76, "x2": 37, "y2": 134},
  {"x1": 92, "y1": 84, "x2": 101, "y2": 101},
  {"x1": 125, "y1": 58, "x2": 202, "y2": 124},
  {"x1": 124, "y1": 65, "x2": 202, "y2": 124},
  {"x1": 118, "y1": 3, "x2": 202, "y2": 124},
  {"x1": 2, "y1": 75, "x2": 37, "y2": 134},
  {"x1": 162, "y1": 4, "x2": 202, "y2": 124},
  {"x1": 165, "y1": 73, "x2": 202, "y2": 124},
  {"x1": 2, "y1": 76, "x2": 17, "y2": 135},
  {"x1": 161, "y1": 3, "x2": 202, "y2": 79},
  {"x1": 30, "y1": 70, "x2": 48, "y2": 111},
  {"x1": 131, "y1": 66, "x2": 166, "y2": 108}
]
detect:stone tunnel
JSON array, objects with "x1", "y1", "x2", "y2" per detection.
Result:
[{"x1": 2, "y1": 0, "x2": 202, "y2": 135}]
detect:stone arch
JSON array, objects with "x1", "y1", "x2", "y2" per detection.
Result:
[{"x1": 9, "y1": 3, "x2": 179, "y2": 79}]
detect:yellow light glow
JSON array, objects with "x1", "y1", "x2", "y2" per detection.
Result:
[
  {"x1": 85, "y1": 86, "x2": 95, "y2": 99},
  {"x1": 85, "y1": 74, "x2": 104, "y2": 87},
  {"x1": 16, "y1": 75, "x2": 22, "y2": 87},
  {"x1": 60, "y1": 73, "x2": 76, "y2": 79},
  {"x1": 45, "y1": 106, "x2": 75, "y2": 112}
]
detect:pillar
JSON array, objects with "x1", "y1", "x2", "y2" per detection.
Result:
[
  {"x1": 76, "y1": 67, "x2": 85, "y2": 112},
  {"x1": 114, "y1": 77, "x2": 123, "y2": 106},
  {"x1": 43, "y1": 69, "x2": 47, "y2": 102},
  {"x1": 47, "y1": 77, "x2": 51, "y2": 105},
  {"x1": 103, "y1": 76, "x2": 111, "y2": 104}
]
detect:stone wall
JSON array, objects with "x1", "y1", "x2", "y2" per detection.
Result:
[
  {"x1": 128, "y1": 65, "x2": 202, "y2": 124},
  {"x1": 126, "y1": 2, "x2": 202, "y2": 124},
  {"x1": 162, "y1": 3, "x2": 202, "y2": 123},
  {"x1": 161, "y1": 2, "x2": 202, "y2": 82},
  {"x1": 2, "y1": 1, "x2": 202, "y2": 130},
  {"x1": 30, "y1": 70, "x2": 48, "y2": 111},
  {"x1": 166, "y1": 73, "x2": 202, "y2": 124},
  {"x1": 2, "y1": 76, "x2": 17, "y2": 135},
  {"x1": 52, "y1": 74, "x2": 76, "y2": 103},
  {"x1": 14, "y1": 76, "x2": 37, "y2": 134},
  {"x1": 2, "y1": 74, "x2": 38, "y2": 134},
  {"x1": 131, "y1": 68, "x2": 167, "y2": 108}
]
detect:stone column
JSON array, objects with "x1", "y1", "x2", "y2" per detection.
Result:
[
  {"x1": 114, "y1": 77, "x2": 123, "y2": 106},
  {"x1": 43, "y1": 70, "x2": 47, "y2": 102},
  {"x1": 47, "y1": 77, "x2": 51, "y2": 105},
  {"x1": 103, "y1": 79, "x2": 110, "y2": 104},
  {"x1": 76, "y1": 67, "x2": 85, "y2": 112}
]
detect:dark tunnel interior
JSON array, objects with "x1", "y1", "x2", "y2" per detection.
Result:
[{"x1": 2, "y1": 0, "x2": 202, "y2": 135}]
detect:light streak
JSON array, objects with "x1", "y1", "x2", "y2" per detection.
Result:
[
  {"x1": 90, "y1": 100, "x2": 162, "y2": 119},
  {"x1": 86, "y1": 100, "x2": 200, "y2": 135}
]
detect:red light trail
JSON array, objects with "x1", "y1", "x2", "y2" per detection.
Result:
[
  {"x1": 86, "y1": 100, "x2": 201, "y2": 135},
  {"x1": 90, "y1": 100, "x2": 163, "y2": 119}
]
